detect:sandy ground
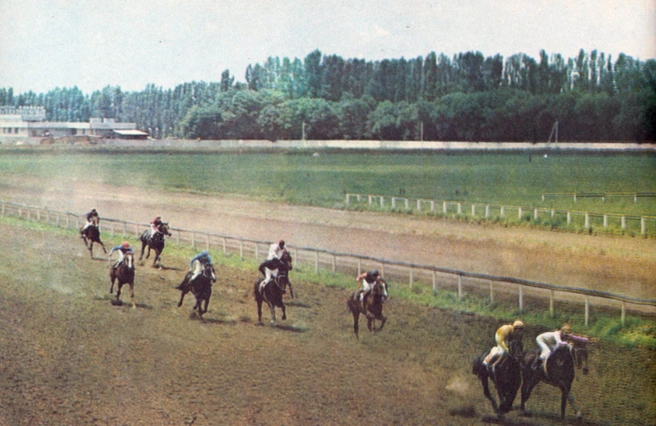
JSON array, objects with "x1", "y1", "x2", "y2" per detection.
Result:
[
  {"x1": 2, "y1": 176, "x2": 655, "y2": 301},
  {"x1": 0, "y1": 178, "x2": 654, "y2": 425}
]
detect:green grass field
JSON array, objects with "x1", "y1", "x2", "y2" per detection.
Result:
[{"x1": 2, "y1": 148, "x2": 655, "y2": 216}]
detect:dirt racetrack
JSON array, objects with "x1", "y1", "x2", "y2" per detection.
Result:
[{"x1": 0, "y1": 178, "x2": 655, "y2": 425}]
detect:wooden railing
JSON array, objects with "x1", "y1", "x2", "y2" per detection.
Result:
[{"x1": 2, "y1": 199, "x2": 655, "y2": 326}]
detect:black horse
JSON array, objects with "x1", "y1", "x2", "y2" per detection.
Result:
[
  {"x1": 109, "y1": 252, "x2": 136, "y2": 308},
  {"x1": 472, "y1": 340, "x2": 524, "y2": 418},
  {"x1": 520, "y1": 342, "x2": 590, "y2": 420},
  {"x1": 254, "y1": 251, "x2": 293, "y2": 324},
  {"x1": 80, "y1": 223, "x2": 107, "y2": 258},
  {"x1": 346, "y1": 277, "x2": 388, "y2": 340},
  {"x1": 176, "y1": 263, "x2": 216, "y2": 321},
  {"x1": 139, "y1": 223, "x2": 171, "y2": 267}
]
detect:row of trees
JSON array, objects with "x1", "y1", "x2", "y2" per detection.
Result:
[{"x1": 1, "y1": 49, "x2": 654, "y2": 141}]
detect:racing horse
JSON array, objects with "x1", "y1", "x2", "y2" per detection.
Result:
[
  {"x1": 109, "y1": 252, "x2": 136, "y2": 308},
  {"x1": 139, "y1": 222, "x2": 171, "y2": 267},
  {"x1": 346, "y1": 277, "x2": 388, "y2": 340},
  {"x1": 176, "y1": 263, "x2": 216, "y2": 321},
  {"x1": 520, "y1": 341, "x2": 590, "y2": 420},
  {"x1": 471, "y1": 339, "x2": 524, "y2": 418},
  {"x1": 80, "y1": 222, "x2": 107, "y2": 259},
  {"x1": 254, "y1": 250, "x2": 293, "y2": 324}
]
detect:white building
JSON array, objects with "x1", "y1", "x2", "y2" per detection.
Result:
[{"x1": 0, "y1": 106, "x2": 148, "y2": 142}]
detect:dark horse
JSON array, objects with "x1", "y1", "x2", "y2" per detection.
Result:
[
  {"x1": 254, "y1": 251, "x2": 294, "y2": 324},
  {"x1": 176, "y1": 263, "x2": 216, "y2": 321},
  {"x1": 346, "y1": 277, "x2": 388, "y2": 340},
  {"x1": 80, "y1": 221, "x2": 106, "y2": 259},
  {"x1": 139, "y1": 223, "x2": 171, "y2": 267},
  {"x1": 109, "y1": 252, "x2": 136, "y2": 308},
  {"x1": 472, "y1": 340, "x2": 524, "y2": 419},
  {"x1": 520, "y1": 342, "x2": 590, "y2": 420}
]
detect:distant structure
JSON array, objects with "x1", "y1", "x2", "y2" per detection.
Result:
[{"x1": 0, "y1": 106, "x2": 148, "y2": 143}]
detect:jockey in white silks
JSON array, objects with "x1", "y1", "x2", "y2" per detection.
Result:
[
  {"x1": 259, "y1": 240, "x2": 287, "y2": 293},
  {"x1": 189, "y1": 250, "x2": 213, "y2": 282}
]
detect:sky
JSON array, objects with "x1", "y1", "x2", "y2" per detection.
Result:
[{"x1": 1, "y1": 0, "x2": 655, "y2": 95}]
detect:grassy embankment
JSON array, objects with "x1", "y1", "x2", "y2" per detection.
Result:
[
  {"x1": 2, "y1": 148, "x2": 655, "y2": 235},
  {"x1": 4, "y1": 214, "x2": 654, "y2": 350}
]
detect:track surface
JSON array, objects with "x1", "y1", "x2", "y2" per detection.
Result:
[{"x1": 0, "y1": 177, "x2": 654, "y2": 425}]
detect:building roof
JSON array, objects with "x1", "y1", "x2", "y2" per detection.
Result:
[{"x1": 113, "y1": 130, "x2": 149, "y2": 136}]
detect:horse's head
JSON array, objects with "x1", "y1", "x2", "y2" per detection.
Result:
[
  {"x1": 509, "y1": 338, "x2": 524, "y2": 359},
  {"x1": 280, "y1": 250, "x2": 293, "y2": 271},
  {"x1": 124, "y1": 252, "x2": 134, "y2": 269},
  {"x1": 571, "y1": 342, "x2": 590, "y2": 375},
  {"x1": 203, "y1": 263, "x2": 216, "y2": 283},
  {"x1": 158, "y1": 222, "x2": 172, "y2": 236},
  {"x1": 373, "y1": 277, "x2": 388, "y2": 299}
]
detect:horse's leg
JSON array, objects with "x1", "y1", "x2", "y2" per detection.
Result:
[
  {"x1": 377, "y1": 315, "x2": 387, "y2": 332},
  {"x1": 367, "y1": 317, "x2": 375, "y2": 334},
  {"x1": 480, "y1": 376, "x2": 499, "y2": 415},
  {"x1": 520, "y1": 374, "x2": 538, "y2": 415},
  {"x1": 109, "y1": 276, "x2": 116, "y2": 294},
  {"x1": 268, "y1": 302, "x2": 276, "y2": 323},
  {"x1": 256, "y1": 298, "x2": 263, "y2": 324},
  {"x1": 129, "y1": 282, "x2": 136, "y2": 309},
  {"x1": 566, "y1": 391, "x2": 582, "y2": 419},
  {"x1": 288, "y1": 282, "x2": 294, "y2": 299},
  {"x1": 116, "y1": 282, "x2": 122, "y2": 302},
  {"x1": 99, "y1": 239, "x2": 107, "y2": 254},
  {"x1": 139, "y1": 240, "x2": 146, "y2": 261},
  {"x1": 177, "y1": 290, "x2": 187, "y2": 307},
  {"x1": 203, "y1": 293, "x2": 210, "y2": 314}
]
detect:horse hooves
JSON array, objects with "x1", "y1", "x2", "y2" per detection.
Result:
[
  {"x1": 111, "y1": 299, "x2": 123, "y2": 306},
  {"x1": 282, "y1": 315, "x2": 287, "y2": 320}
]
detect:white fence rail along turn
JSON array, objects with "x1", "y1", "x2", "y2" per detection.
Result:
[
  {"x1": 346, "y1": 193, "x2": 656, "y2": 236},
  {"x1": 2, "y1": 199, "x2": 655, "y2": 326}
]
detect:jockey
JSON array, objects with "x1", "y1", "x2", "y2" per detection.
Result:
[
  {"x1": 149, "y1": 216, "x2": 163, "y2": 237},
  {"x1": 356, "y1": 269, "x2": 381, "y2": 308},
  {"x1": 258, "y1": 255, "x2": 286, "y2": 294},
  {"x1": 189, "y1": 251, "x2": 213, "y2": 282},
  {"x1": 534, "y1": 324, "x2": 595, "y2": 370},
  {"x1": 108, "y1": 241, "x2": 133, "y2": 269},
  {"x1": 81, "y1": 209, "x2": 99, "y2": 233},
  {"x1": 267, "y1": 239, "x2": 286, "y2": 260},
  {"x1": 483, "y1": 320, "x2": 525, "y2": 368}
]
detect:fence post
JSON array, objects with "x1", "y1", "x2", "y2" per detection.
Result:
[
  {"x1": 405, "y1": 198, "x2": 409, "y2": 210},
  {"x1": 518, "y1": 207, "x2": 523, "y2": 220},
  {"x1": 409, "y1": 267, "x2": 414, "y2": 288},
  {"x1": 485, "y1": 205, "x2": 490, "y2": 218},
  {"x1": 314, "y1": 251, "x2": 319, "y2": 274},
  {"x1": 641, "y1": 217, "x2": 646, "y2": 235},
  {"x1": 346, "y1": 194, "x2": 350, "y2": 205},
  {"x1": 534, "y1": 209, "x2": 539, "y2": 221},
  {"x1": 222, "y1": 237, "x2": 227, "y2": 254},
  {"x1": 239, "y1": 241, "x2": 244, "y2": 260},
  {"x1": 432, "y1": 270, "x2": 436, "y2": 294},
  {"x1": 380, "y1": 197, "x2": 384, "y2": 208},
  {"x1": 191, "y1": 232, "x2": 195, "y2": 248},
  {"x1": 585, "y1": 297, "x2": 590, "y2": 327},
  {"x1": 255, "y1": 244, "x2": 259, "y2": 262},
  {"x1": 567, "y1": 211, "x2": 571, "y2": 225},
  {"x1": 518, "y1": 285, "x2": 524, "y2": 312},
  {"x1": 458, "y1": 275, "x2": 462, "y2": 301},
  {"x1": 489, "y1": 282, "x2": 494, "y2": 303},
  {"x1": 110, "y1": 222, "x2": 115, "y2": 237},
  {"x1": 380, "y1": 263, "x2": 385, "y2": 278},
  {"x1": 457, "y1": 203, "x2": 462, "y2": 215},
  {"x1": 134, "y1": 224, "x2": 139, "y2": 237},
  {"x1": 603, "y1": 214, "x2": 608, "y2": 228},
  {"x1": 358, "y1": 259, "x2": 362, "y2": 275},
  {"x1": 332, "y1": 255, "x2": 336, "y2": 273},
  {"x1": 443, "y1": 201, "x2": 447, "y2": 214},
  {"x1": 621, "y1": 301, "x2": 626, "y2": 326},
  {"x1": 471, "y1": 204, "x2": 476, "y2": 216},
  {"x1": 430, "y1": 200, "x2": 435, "y2": 211},
  {"x1": 621, "y1": 216, "x2": 626, "y2": 230},
  {"x1": 585, "y1": 213, "x2": 590, "y2": 229},
  {"x1": 549, "y1": 290, "x2": 554, "y2": 318},
  {"x1": 500, "y1": 206, "x2": 505, "y2": 218}
]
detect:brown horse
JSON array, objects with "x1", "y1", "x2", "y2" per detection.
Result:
[
  {"x1": 139, "y1": 223, "x2": 171, "y2": 267},
  {"x1": 471, "y1": 340, "x2": 524, "y2": 419},
  {"x1": 176, "y1": 263, "x2": 216, "y2": 321},
  {"x1": 254, "y1": 250, "x2": 293, "y2": 324},
  {"x1": 347, "y1": 277, "x2": 388, "y2": 340},
  {"x1": 109, "y1": 252, "x2": 136, "y2": 308},
  {"x1": 80, "y1": 221, "x2": 106, "y2": 259},
  {"x1": 520, "y1": 342, "x2": 591, "y2": 420}
]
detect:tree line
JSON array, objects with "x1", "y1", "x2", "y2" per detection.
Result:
[{"x1": 1, "y1": 49, "x2": 654, "y2": 142}]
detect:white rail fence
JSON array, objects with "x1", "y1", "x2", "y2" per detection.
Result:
[
  {"x1": 2, "y1": 200, "x2": 655, "y2": 326},
  {"x1": 346, "y1": 193, "x2": 656, "y2": 236}
]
